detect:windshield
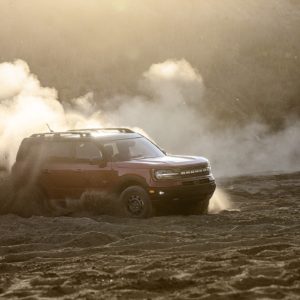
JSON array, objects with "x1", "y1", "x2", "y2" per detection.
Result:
[{"x1": 101, "y1": 137, "x2": 165, "y2": 161}]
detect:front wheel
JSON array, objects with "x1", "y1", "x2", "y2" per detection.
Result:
[
  {"x1": 118, "y1": 186, "x2": 153, "y2": 218},
  {"x1": 187, "y1": 197, "x2": 211, "y2": 215},
  {"x1": 196, "y1": 197, "x2": 210, "y2": 214}
]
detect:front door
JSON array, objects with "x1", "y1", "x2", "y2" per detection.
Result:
[{"x1": 74, "y1": 141, "x2": 113, "y2": 194}]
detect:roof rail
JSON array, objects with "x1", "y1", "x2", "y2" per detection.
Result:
[
  {"x1": 30, "y1": 131, "x2": 92, "y2": 138},
  {"x1": 68, "y1": 128, "x2": 135, "y2": 133},
  {"x1": 30, "y1": 128, "x2": 136, "y2": 138}
]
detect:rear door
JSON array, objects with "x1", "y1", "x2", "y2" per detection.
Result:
[
  {"x1": 39, "y1": 140, "x2": 85, "y2": 199},
  {"x1": 40, "y1": 140, "x2": 114, "y2": 199}
]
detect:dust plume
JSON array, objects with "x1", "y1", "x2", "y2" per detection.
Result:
[
  {"x1": 208, "y1": 188, "x2": 233, "y2": 213},
  {"x1": 0, "y1": 60, "x2": 107, "y2": 169},
  {"x1": 1, "y1": 58, "x2": 298, "y2": 215},
  {"x1": 0, "y1": 58, "x2": 299, "y2": 177},
  {"x1": 107, "y1": 59, "x2": 300, "y2": 177},
  {"x1": 1, "y1": 0, "x2": 299, "y2": 125}
]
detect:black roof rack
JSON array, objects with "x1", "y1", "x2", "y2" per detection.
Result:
[
  {"x1": 68, "y1": 128, "x2": 135, "y2": 133},
  {"x1": 30, "y1": 131, "x2": 92, "y2": 138},
  {"x1": 30, "y1": 128, "x2": 135, "y2": 138}
]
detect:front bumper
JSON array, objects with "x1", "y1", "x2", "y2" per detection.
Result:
[{"x1": 148, "y1": 176, "x2": 216, "y2": 206}]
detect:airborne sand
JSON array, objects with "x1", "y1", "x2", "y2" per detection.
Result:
[{"x1": 0, "y1": 172, "x2": 299, "y2": 299}]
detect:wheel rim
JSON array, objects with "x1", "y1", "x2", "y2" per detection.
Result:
[{"x1": 127, "y1": 194, "x2": 145, "y2": 215}]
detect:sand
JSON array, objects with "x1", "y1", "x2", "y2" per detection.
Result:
[{"x1": 0, "y1": 172, "x2": 299, "y2": 299}]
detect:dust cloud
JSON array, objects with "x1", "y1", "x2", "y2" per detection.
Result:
[
  {"x1": 0, "y1": 60, "x2": 107, "y2": 169},
  {"x1": 1, "y1": 58, "x2": 298, "y2": 214},
  {"x1": 1, "y1": 0, "x2": 299, "y2": 124},
  {"x1": 0, "y1": 59, "x2": 299, "y2": 178},
  {"x1": 208, "y1": 188, "x2": 233, "y2": 213},
  {"x1": 1, "y1": 0, "x2": 299, "y2": 176},
  {"x1": 107, "y1": 59, "x2": 300, "y2": 177}
]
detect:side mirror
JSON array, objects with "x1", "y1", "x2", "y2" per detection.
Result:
[
  {"x1": 98, "y1": 160, "x2": 107, "y2": 168},
  {"x1": 89, "y1": 157, "x2": 106, "y2": 167},
  {"x1": 161, "y1": 149, "x2": 167, "y2": 155}
]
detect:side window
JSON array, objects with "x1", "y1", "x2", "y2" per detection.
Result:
[
  {"x1": 128, "y1": 140, "x2": 147, "y2": 158},
  {"x1": 103, "y1": 142, "x2": 118, "y2": 160},
  {"x1": 17, "y1": 142, "x2": 45, "y2": 162},
  {"x1": 16, "y1": 141, "x2": 73, "y2": 162},
  {"x1": 45, "y1": 142, "x2": 73, "y2": 160},
  {"x1": 76, "y1": 142, "x2": 102, "y2": 160}
]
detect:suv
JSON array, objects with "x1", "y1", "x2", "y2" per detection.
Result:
[{"x1": 11, "y1": 128, "x2": 216, "y2": 217}]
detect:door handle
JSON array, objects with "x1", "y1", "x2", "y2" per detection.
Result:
[
  {"x1": 75, "y1": 169, "x2": 82, "y2": 172},
  {"x1": 42, "y1": 169, "x2": 50, "y2": 173}
]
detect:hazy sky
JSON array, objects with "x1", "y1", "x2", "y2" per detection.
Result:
[
  {"x1": 0, "y1": 0, "x2": 299, "y2": 174},
  {"x1": 0, "y1": 0, "x2": 299, "y2": 127}
]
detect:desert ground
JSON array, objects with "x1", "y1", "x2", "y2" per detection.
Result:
[{"x1": 0, "y1": 172, "x2": 299, "y2": 299}]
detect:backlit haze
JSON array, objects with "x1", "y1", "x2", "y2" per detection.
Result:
[{"x1": 0, "y1": 0, "x2": 299, "y2": 176}]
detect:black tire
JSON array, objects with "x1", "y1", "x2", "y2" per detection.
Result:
[
  {"x1": 46, "y1": 198, "x2": 71, "y2": 216},
  {"x1": 0, "y1": 175, "x2": 15, "y2": 215},
  {"x1": 196, "y1": 197, "x2": 210, "y2": 214},
  {"x1": 195, "y1": 197, "x2": 210, "y2": 215},
  {"x1": 118, "y1": 186, "x2": 153, "y2": 218},
  {"x1": 188, "y1": 197, "x2": 210, "y2": 215}
]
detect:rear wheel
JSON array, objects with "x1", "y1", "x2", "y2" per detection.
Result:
[
  {"x1": 47, "y1": 198, "x2": 73, "y2": 216},
  {"x1": 118, "y1": 186, "x2": 153, "y2": 218},
  {"x1": 12, "y1": 185, "x2": 51, "y2": 217}
]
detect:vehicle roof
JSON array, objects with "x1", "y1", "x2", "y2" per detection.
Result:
[{"x1": 27, "y1": 128, "x2": 143, "y2": 142}]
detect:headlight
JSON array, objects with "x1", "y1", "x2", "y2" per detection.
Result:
[
  {"x1": 207, "y1": 162, "x2": 211, "y2": 170},
  {"x1": 154, "y1": 169, "x2": 180, "y2": 180}
]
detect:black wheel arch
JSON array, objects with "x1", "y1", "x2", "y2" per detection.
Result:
[{"x1": 116, "y1": 175, "x2": 149, "y2": 195}]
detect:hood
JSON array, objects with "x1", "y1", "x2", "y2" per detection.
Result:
[{"x1": 115, "y1": 155, "x2": 209, "y2": 169}]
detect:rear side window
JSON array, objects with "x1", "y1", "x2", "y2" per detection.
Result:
[
  {"x1": 16, "y1": 140, "x2": 46, "y2": 162},
  {"x1": 16, "y1": 140, "x2": 74, "y2": 162},
  {"x1": 76, "y1": 142, "x2": 102, "y2": 160},
  {"x1": 46, "y1": 141, "x2": 73, "y2": 159}
]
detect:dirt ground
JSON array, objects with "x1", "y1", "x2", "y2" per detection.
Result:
[{"x1": 0, "y1": 172, "x2": 299, "y2": 299}]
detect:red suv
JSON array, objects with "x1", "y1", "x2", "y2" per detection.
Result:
[{"x1": 12, "y1": 128, "x2": 216, "y2": 217}]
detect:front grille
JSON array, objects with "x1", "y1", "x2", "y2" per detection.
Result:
[
  {"x1": 182, "y1": 178, "x2": 210, "y2": 186},
  {"x1": 179, "y1": 165, "x2": 210, "y2": 179}
]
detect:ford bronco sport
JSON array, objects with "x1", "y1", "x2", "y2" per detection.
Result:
[{"x1": 11, "y1": 128, "x2": 216, "y2": 217}]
